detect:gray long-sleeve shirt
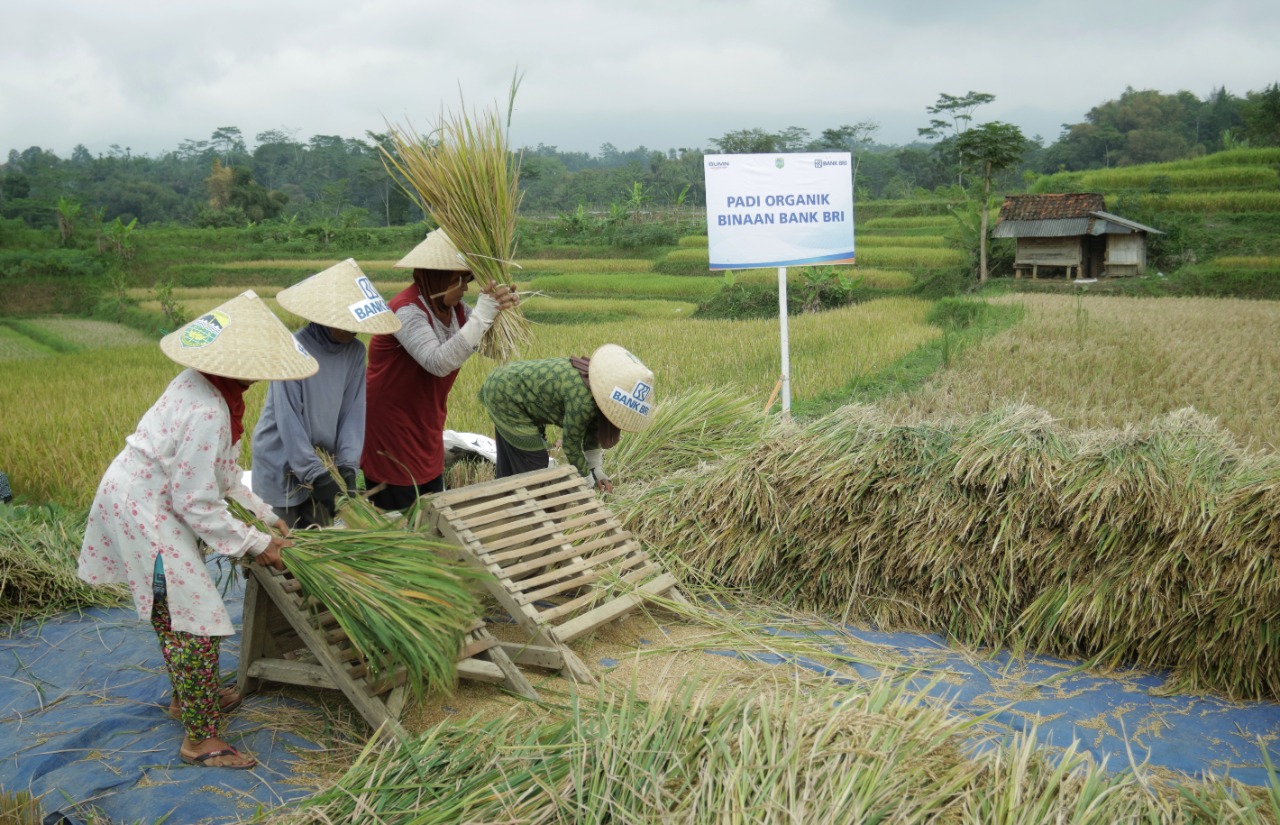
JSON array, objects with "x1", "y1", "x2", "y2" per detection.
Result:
[{"x1": 251, "y1": 323, "x2": 367, "y2": 507}]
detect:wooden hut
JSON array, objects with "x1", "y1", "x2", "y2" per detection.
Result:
[{"x1": 992, "y1": 193, "x2": 1162, "y2": 280}]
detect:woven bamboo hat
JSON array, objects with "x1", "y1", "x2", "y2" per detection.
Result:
[
  {"x1": 587, "y1": 344, "x2": 656, "y2": 433},
  {"x1": 160, "y1": 290, "x2": 318, "y2": 381},
  {"x1": 394, "y1": 228, "x2": 471, "y2": 271},
  {"x1": 275, "y1": 258, "x2": 402, "y2": 335}
]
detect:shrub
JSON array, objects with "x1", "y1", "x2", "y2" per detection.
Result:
[
  {"x1": 0, "y1": 249, "x2": 107, "y2": 280},
  {"x1": 607, "y1": 223, "x2": 678, "y2": 249}
]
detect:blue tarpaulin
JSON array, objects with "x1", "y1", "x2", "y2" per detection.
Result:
[
  {"x1": 5, "y1": 565, "x2": 1280, "y2": 823},
  {"x1": 703, "y1": 624, "x2": 1280, "y2": 786},
  {"x1": 0, "y1": 560, "x2": 321, "y2": 825}
]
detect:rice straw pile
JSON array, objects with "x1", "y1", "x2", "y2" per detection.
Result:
[
  {"x1": 277, "y1": 675, "x2": 1276, "y2": 823},
  {"x1": 619, "y1": 402, "x2": 1280, "y2": 702},
  {"x1": 233, "y1": 500, "x2": 491, "y2": 699},
  {"x1": 380, "y1": 80, "x2": 530, "y2": 361},
  {"x1": 0, "y1": 505, "x2": 127, "y2": 625},
  {"x1": 607, "y1": 386, "x2": 777, "y2": 483}
]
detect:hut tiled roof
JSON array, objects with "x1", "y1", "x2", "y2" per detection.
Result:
[{"x1": 998, "y1": 193, "x2": 1106, "y2": 221}]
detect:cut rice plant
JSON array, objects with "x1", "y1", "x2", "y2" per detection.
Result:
[
  {"x1": 0, "y1": 504, "x2": 128, "y2": 625},
  {"x1": 380, "y1": 76, "x2": 531, "y2": 361},
  {"x1": 608, "y1": 387, "x2": 776, "y2": 483},
  {"x1": 276, "y1": 671, "x2": 1275, "y2": 824},
  {"x1": 230, "y1": 500, "x2": 491, "y2": 699},
  {"x1": 622, "y1": 402, "x2": 1280, "y2": 703}
]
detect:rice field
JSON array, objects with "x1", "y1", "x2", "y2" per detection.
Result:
[
  {"x1": 0, "y1": 297, "x2": 937, "y2": 507},
  {"x1": 510, "y1": 258, "x2": 655, "y2": 274},
  {"x1": 857, "y1": 246, "x2": 967, "y2": 268},
  {"x1": 864, "y1": 215, "x2": 956, "y2": 230},
  {"x1": 878, "y1": 293, "x2": 1280, "y2": 452},
  {"x1": 733, "y1": 266, "x2": 917, "y2": 290},
  {"x1": 1130, "y1": 191, "x2": 1280, "y2": 213},
  {"x1": 528, "y1": 272, "x2": 723, "y2": 301},
  {"x1": 0, "y1": 324, "x2": 51, "y2": 360}
]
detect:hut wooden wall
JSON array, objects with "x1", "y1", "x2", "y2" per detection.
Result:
[
  {"x1": 1105, "y1": 234, "x2": 1147, "y2": 276},
  {"x1": 1015, "y1": 237, "x2": 1083, "y2": 267}
]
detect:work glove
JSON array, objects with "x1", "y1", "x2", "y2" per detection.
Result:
[
  {"x1": 585, "y1": 449, "x2": 610, "y2": 488},
  {"x1": 311, "y1": 473, "x2": 342, "y2": 513},
  {"x1": 338, "y1": 467, "x2": 358, "y2": 497},
  {"x1": 459, "y1": 293, "x2": 500, "y2": 349}
]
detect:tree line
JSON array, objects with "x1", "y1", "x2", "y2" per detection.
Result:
[{"x1": 2, "y1": 83, "x2": 1277, "y2": 231}]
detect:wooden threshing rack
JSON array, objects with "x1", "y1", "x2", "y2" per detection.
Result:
[
  {"x1": 417, "y1": 465, "x2": 688, "y2": 685},
  {"x1": 236, "y1": 464, "x2": 685, "y2": 734},
  {"x1": 236, "y1": 562, "x2": 536, "y2": 738}
]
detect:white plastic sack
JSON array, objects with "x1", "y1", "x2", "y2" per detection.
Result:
[{"x1": 443, "y1": 430, "x2": 497, "y2": 465}]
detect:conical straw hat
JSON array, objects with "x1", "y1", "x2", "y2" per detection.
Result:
[
  {"x1": 394, "y1": 228, "x2": 470, "y2": 271},
  {"x1": 275, "y1": 258, "x2": 402, "y2": 335},
  {"x1": 160, "y1": 290, "x2": 318, "y2": 381},
  {"x1": 587, "y1": 344, "x2": 656, "y2": 433}
]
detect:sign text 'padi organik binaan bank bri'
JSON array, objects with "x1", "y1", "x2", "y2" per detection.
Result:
[{"x1": 703, "y1": 152, "x2": 854, "y2": 271}]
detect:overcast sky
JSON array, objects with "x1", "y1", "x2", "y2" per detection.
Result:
[{"x1": 3, "y1": 0, "x2": 1278, "y2": 160}]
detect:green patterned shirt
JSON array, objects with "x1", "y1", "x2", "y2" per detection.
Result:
[{"x1": 478, "y1": 357, "x2": 602, "y2": 477}]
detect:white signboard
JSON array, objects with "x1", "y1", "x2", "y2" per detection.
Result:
[{"x1": 704, "y1": 152, "x2": 855, "y2": 270}]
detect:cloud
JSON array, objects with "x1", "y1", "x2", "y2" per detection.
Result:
[{"x1": 2, "y1": 0, "x2": 1277, "y2": 158}]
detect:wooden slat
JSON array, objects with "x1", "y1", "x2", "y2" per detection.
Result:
[
  {"x1": 431, "y1": 465, "x2": 578, "y2": 507},
  {"x1": 554, "y1": 573, "x2": 680, "y2": 643},
  {"x1": 425, "y1": 464, "x2": 688, "y2": 689},
  {"x1": 535, "y1": 563, "x2": 664, "y2": 624},
  {"x1": 509, "y1": 539, "x2": 640, "y2": 590},
  {"x1": 468, "y1": 500, "x2": 600, "y2": 541},
  {"x1": 487, "y1": 520, "x2": 618, "y2": 563},
  {"x1": 506, "y1": 539, "x2": 641, "y2": 583},
  {"x1": 479, "y1": 510, "x2": 613, "y2": 554},
  {"x1": 512, "y1": 556, "x2": 652, "y2": 606},
  {"x1": 459, "y1": 635, "x2": 498, "y2": 659},
  {"x1": 445, "y1": 487, "x2": 596, "y2": 531}
]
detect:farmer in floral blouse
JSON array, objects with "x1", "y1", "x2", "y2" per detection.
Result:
[
  {"x1": 78, "y1": 291, "x2": 317, "y2": 771},
  {"x1": 478, "y1": 343, "x2": 656, "y2": 492}
]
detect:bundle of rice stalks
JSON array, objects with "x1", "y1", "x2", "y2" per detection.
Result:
[
  {"x1": 381, "y1": 78, "x2": 530, "y2": 361},
  {"x1": 232, "y1": 502, "x2": 490, "y2": 699},
  {"x1": 0, "y1": 504, "x2": 127, "y2": 625},
  {"x1": 608, "y1": 386, "x2": 778, "y2": 485},
  {"x1": 277, "y1": 674, "x2": 1269, "y2": 824},
  {"x1": 282, "y1": 676, "x2": 981, "y2": 824},
  {"x1": 623, "y1": 403, "x2": 1280, "y2": 702}
]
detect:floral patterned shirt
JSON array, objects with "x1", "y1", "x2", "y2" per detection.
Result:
[{"x1": 78, "y1": 369, "x2": 277, "y2": 636}]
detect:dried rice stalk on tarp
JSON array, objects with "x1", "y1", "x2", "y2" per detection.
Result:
[
  {"x1": 380, "y1": 78, "x2": 530, "y2": 361},
  {"x1": 622, "y1": 402, "x2": 1280, "y2": 702},
  {"x1": 0, "y1": 504, "x2": 127, "y2": 625}
]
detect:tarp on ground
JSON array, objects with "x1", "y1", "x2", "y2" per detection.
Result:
[
  {"x1": 702, "y1": 623, "x2": 1280, "y2": 786},
  {"x1": 5, "y1": 567, "x2": 1280, "y2": 823},
  {"x1": 0, "y1": 559, "x2": 320, "y2": 825}
]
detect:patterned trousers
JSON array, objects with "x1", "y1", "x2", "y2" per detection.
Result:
[{"x1": 150, "y1": 595, "x2": 221, "y2": 741}]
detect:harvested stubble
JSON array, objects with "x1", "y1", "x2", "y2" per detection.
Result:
[{"x1": 619, "y1": 402, "x2": 1280, "y2": 702}]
